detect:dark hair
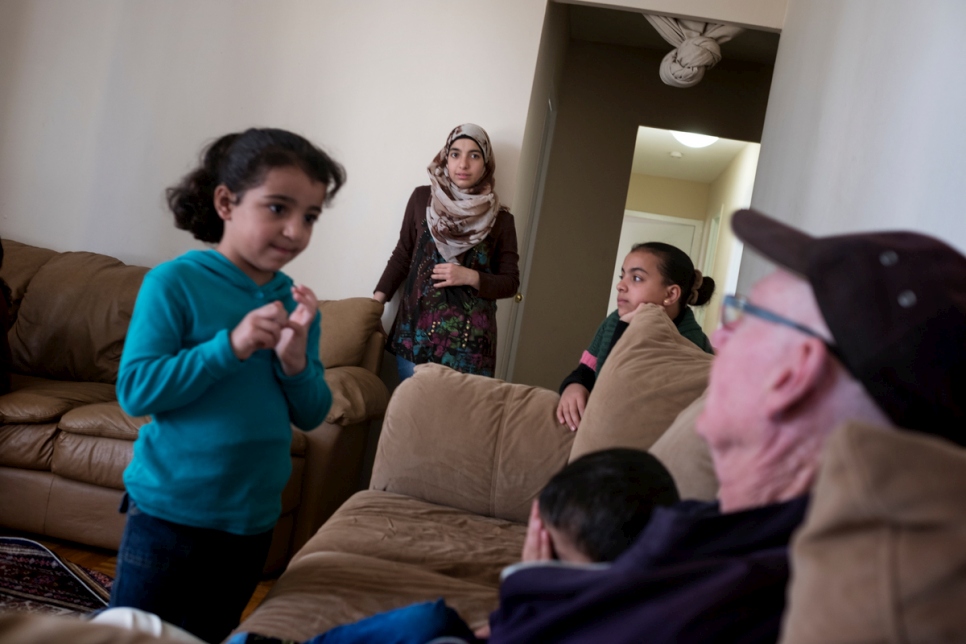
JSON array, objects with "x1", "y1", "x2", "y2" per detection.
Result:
[
  {"x1": 631, "y1": 241, "x2": 716, "y2": 307},
  {"x1": 539, "y1": 448, "x2": 680, "y2": 562},
  {"x1": 166, "y1": 128, "x2": 346, "y2": 243}
]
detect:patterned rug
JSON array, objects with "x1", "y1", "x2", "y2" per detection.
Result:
[{"x1": 0, "y1": 536, "x2": 111, "y2": 617}]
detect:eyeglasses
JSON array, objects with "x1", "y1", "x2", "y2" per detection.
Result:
[{"x1": 721, "y1": 294, "x2": 842, "y2": 361}]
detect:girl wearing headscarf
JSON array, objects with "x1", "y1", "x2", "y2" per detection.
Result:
[{"x1": 373, "y1": 124, "x2": 520, "y2": 379}]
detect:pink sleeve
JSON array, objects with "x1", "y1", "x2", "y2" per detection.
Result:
[{"x1": 579, "y1": 350, "x2": 597, "y2": 372}]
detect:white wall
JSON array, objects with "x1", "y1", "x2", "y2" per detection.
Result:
[
  {"x1": 741, "y1": 0, "x2": 966, "y2": 290},
  {"x1": 0, "y1": 1, "x2": 547, "y2": 336}
]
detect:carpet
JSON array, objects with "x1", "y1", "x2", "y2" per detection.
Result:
[{"x1": 0, "y1": 536, "x2": 111, "y2": 617}]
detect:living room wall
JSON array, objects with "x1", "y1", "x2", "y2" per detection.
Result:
[
  {"x1": 0, "y1": 0, "x2": 547, "y2": 375},
  {"x1": 740, "y1": 0, "x2": 966, "y2": 290}
]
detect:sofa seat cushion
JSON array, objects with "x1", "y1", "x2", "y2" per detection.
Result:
[
  {"x1": 57, "y1": 400, "x2": 308, "y2": 456},
  {"x1": 297, "y1": 490, "x2": 526, "y2": 588},
  {"x1": 0, "y1": 374, "x2": 116, "y2": 423},
  {"x1": 51, "y1": 431, "x2": 133, "y2": 489},
  {"x1": 236, "y1": 551, "x2": 499, "y2": 641},
  {"x1": 58, "y1": 402, "x2": 148, "y2": 441},
  {"x1": 0, "y1": 423, "x2": 58, "y2": 470}
]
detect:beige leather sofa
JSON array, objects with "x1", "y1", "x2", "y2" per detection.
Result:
[
  {"x1": 236, "y1": 306, "x2": 718, "y2": 640},
  {"x1": 0, "y1": 239, "x2": 390, "y2": 571},
  {"x1": 2, "y1": 303, "x2": 964, "y2": 642}
]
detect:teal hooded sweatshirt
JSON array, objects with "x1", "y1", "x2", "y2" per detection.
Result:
[{"x1": 117, "y1": 250, "x2": 332, "y2": 535}]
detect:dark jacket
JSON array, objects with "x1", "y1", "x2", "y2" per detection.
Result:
[{"x1": 489, "y1": 496, "x2": 810, "y2": 644}]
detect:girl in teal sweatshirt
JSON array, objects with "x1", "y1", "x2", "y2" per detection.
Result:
[{"x1": 110, "y1": 129, "x2": 345, "y2": 643}]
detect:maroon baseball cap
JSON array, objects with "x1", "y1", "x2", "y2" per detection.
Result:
[{"x1": 732, "y1": 208, "x2": 966, "y2": 446}]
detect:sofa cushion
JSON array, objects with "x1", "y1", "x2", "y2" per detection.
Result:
[
  {"x1": 780, "y1": 422, "x2": 966, "y2": 644},
  {"x1": 324, "y1": 366, "x2": 389, "y2": 426},
  {"x1": 58, "y1": 402, "x2": 148, "y2": 441},
  {"x1": 236, "y1": 552, "x2": 498, "y2": 641},
  {"x1": 0, "y1": 423, "x2": 58, "y2": 470},
  {"x1": 319, "y1": 298, "x2": 384, "y2": 369},
  {"x1": 648, "y1": 391, "x2": 718, "y2": 502},
  {"x1": 0, "y1": 240, "x2": 58, "y2": 323},
  {"x1": 370, "y1": 364, "x2": 575, "y2": 523},
  {"x1": 8, "y1": 250, "x2": 146, "y2": 384},
  {"x1": 299, "y1": 490, "x2": 526, "y2": 588},
  {"x1": 0, "y1": 374, "x2": 117, "y2": 423},
  {"x1": 570, "y1": 304, "x2": 712, "y2": 461},
  {"x1": 51, "y1": 432, "x2": 133, "y2": 489}
]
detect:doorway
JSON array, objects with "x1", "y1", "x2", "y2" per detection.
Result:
[
  {"x1": 507, "y1": 4, "x2": 778, "y2": 390},
  {"x1": 607, "y1": 211, "x2": 703, "y2": 316}
]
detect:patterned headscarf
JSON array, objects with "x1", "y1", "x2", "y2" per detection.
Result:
[{"x1": 426, "y1": 124, "x2": 501, "y2": 263}]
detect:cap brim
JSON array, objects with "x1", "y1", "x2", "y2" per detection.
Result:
[{"x1": 732, "y1": 209, "x2": 813, "y2": 277}]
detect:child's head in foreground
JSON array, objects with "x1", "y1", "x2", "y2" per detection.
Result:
[
  {"x1": 167, "y1": 128, "x2": 345, "y2": 282},
  {"x1": 539, "y1": 448, "x2": 680, "y2": 563}
]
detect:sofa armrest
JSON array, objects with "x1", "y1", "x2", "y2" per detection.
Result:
[
  {"x1": 369, "y1": 364, "x2": 575, "y2": 523},
  {"x1": 359, "y1": 330, "x2": 386, "y2": 376},
  {"x1": 324, "y1": 366, "x2": 389, "y2": 426}
]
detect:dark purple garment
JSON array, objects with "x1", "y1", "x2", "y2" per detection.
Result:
[{"x1": 488, "y1": 496, "x2": 809, "y2": 644}]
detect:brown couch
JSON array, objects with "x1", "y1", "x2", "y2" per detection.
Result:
[
  {"x1": 0, "y1": 239, "x2": 390, "y2": 571},
  {"x1": 236, "y1": 305, "x2": 718, "y2": 640},
  {"x1": 2, "y1": 302, "x2": 965, "y2": 642}
]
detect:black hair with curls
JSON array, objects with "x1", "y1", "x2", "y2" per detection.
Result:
[
  {"x1": 539, "y1": 448, "x2": 680, "y2": 562},
  {"x1": 167, "y1": 128, "x2": 346, "y2": 243},
  {"x1": 631, "y1": 241, "x2": 716, "y2": 307}
]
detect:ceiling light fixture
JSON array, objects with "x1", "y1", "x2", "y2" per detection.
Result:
[{"x1": 671, "y1": 131, "x2": 719, "y2": 148}]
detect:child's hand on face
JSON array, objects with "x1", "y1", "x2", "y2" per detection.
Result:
[
  {"x1": 557, "y1": 383, "x2": 590, "y2": 431},
  {"x1": 230, "y1": 301, "x2": 289, "y2": 361},
  {"x1": 274, "y1": 285, "x2": 319, "y2": 376},
  {"x1": 521, "y1": 499, "x2": 553, "y2": 562}
]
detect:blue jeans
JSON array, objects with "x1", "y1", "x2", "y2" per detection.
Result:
[
  {"x1": 226, "y1": 599, "x2": 478, "y2": 644},
  {"x1": 110, "y1": 498, "x2": 273, "y2": 644},
  {"x1": 396, "y1": 355, "x2": 416, "y2": 381}
]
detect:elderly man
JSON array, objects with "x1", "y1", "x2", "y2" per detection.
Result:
[{"x1": 486, "y1": 209, "x2": 966, "y2": 643}]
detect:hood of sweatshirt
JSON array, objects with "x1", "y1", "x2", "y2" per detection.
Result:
[{"x1": 180, "y1": 249, "x2": 294, "y2": 301}]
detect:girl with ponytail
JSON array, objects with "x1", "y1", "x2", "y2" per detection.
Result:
[{"x1": 556, "y1": 242, "x2": 715, "y2": 431}]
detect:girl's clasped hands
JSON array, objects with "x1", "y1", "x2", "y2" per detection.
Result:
[{"x1": 230, "y1": 284, "x2": 318, "y2": 376}]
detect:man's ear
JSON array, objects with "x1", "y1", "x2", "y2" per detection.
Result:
[
  {"x1": 764, "y1": 338, "x2": 830, "y2": 420},
  {"x1": 213, "y1": 185, "x2": 236, "y2": 221}
]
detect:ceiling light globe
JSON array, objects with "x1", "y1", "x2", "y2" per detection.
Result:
[{"x1": 671, "y1": 131, "x2": 719, "y2": 148}]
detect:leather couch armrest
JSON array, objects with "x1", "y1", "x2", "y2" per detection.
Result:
[
  {"x1": 324, "y1": 366, "x2": 389, "y2": 426},
  {"x1": 369, "y1": 364, "x2": 575, "y2": 523},
  {"x1": 359, "y1": 330, "x2": 387, "y2": 376}
]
